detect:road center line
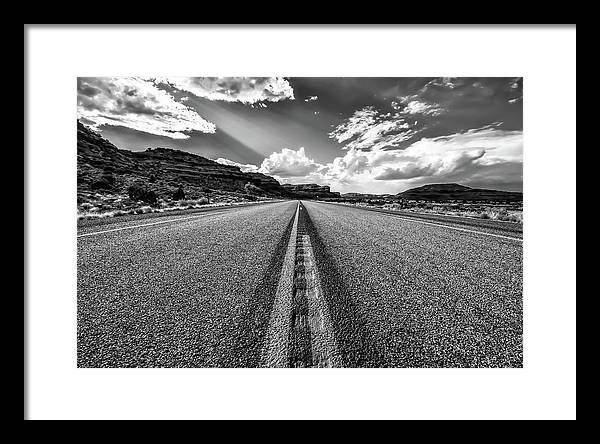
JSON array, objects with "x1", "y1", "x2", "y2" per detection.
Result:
[
  {"x1": 262, "y1": 202, "x2": 341, "y2": 368},
  {"x1": 261, "y1": 202, "x2": 300, "y2": 367},
  {"x1": 77, "y1": 211, "x2": 227, "y2": 237},
  {"x1": 301, "y1": 234, "x2": 342, "y2": 367},
  {"x1": 388, "y1": 214, "x2": 523, "y2": 242}
]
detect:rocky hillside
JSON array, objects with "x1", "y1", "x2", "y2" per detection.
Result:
[
  {"x1": 78, "y1": 121, "x2": 286, "y2": 200},
  {"x1": 397, "y1": 183, "x2": 523, "y2": 202}
]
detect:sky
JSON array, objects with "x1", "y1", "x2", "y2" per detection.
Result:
[{"x1": 77, "y1": 77, "x2": 523, "y2": 194}]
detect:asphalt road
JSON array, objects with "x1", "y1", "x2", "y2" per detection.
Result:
[
  {"x1": 77, "y1": 200, "x2": 522, "y2": 368},
  {"x1": 302, "y1": 201, "x2": 522, "y2": 367},
  {"x1": 78, "y1": 200, "x2": 297, "y2": 367}
]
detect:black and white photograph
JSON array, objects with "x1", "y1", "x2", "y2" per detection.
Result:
[
  {"x1": 76, "y1": 76, "x2": 524, "y2": 368},
  {"x1": 25, "y1": 25, "x2": 576, "y2": 420}
]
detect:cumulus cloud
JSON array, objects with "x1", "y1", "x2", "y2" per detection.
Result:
[
  {"x1": 412, "y1": 124, "x2": 523, "y2": 165},
  {"x1": 265, "y1": 125, "x2": 522, "y2": 193},
  {"x1": 155, "y1": 77, "x2": 295, "y2": 104},
  {"x1": 322, "y1": 85, "x2": 523, "y2": 192},
  {"x1": 215, "y1": 158, "x2": 260, "y2": 173},
  {"x1": 218, "y1": 123, "x2": 521, "y2": 194},
  {"x1": 77, "y1": 77, "x2": 215, "y2": 139},
  {"x1": 210, "y1": 78, "x2": 523, "y2": 193},
  {"x1": 330, "y1": 125, "x2": 521, "y2": 192},
  {"x1": 259, "y1": 147, "x2": 319, "y2": 177}
]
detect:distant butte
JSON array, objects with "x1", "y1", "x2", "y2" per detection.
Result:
[{"x1": 396, "y1": 183, "x2": 523, "y2": 202}]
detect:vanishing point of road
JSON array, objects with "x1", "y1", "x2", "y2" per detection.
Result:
[{"x1": 77, "y1": 200, "x2": 523, "y2": 368}]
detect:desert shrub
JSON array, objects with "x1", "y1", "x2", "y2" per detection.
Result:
[
  {"x1": 91, "y1": 179, "x2": 110, "y2": 191},
  {"x1": 91, "y1": 175, "x2": 114, "y2": 191},
  {"x1": 128, "y1": 184, "x2": 158, "y2": 205},
  {"x1": 509, "y1": 213, "x2": 523, "y2": 223},
  {"x1": 173, "y1": 186, "x2": 186, "y2": 200},
  {"x1": 144, "y1": 190, "x2": 158, "y2": 205},
  {"x1": 128, "y1": 184, "x2": 146, "y2": 201},
  {"x1": 500, "y1": 212, "x2": 523, "y2": 223},
  {"x1": 383, "y1": 203, "x2": 404, "y2": 211},
  {"x1": 496, "y1": 209, "x2": 509, "y2": 220},
  {"x1": 244, "y1": 183, "x2": 264, "y2": 195}
]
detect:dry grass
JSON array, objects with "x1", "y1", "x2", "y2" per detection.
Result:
[
  {"x1": 479, "y1": 209, "x2": 523, "y2": 223},
  {"x1": 77, "y1": 192, "x2": 270, "y2": 220},
  {"x1": 377, "y1": 202, "x2": 523, "y2": 223}
]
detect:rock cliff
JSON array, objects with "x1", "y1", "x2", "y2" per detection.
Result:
[{"x1": 77, "y1": 121, "x2": 286, "y2": 200}]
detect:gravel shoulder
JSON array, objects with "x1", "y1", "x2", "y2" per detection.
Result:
[
  {"x1": 77, "y1": 200, "x2": 284, "y2": 233},
  {"x1": 329, "y1": 203, "x2": 523, "y2": 239}
]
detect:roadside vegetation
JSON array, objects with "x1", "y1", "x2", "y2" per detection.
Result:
[
  {"x1": 348, "y1": 201, "x2": 524, "y2": 223},
  {"x1": 77, "y1": 181, "x2": 271, "y2": 220}
]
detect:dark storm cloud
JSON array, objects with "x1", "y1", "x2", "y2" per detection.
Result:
[
  {"x1": 374, "y1": 164, "x2": 438, "y2": 181},
  {"x1": 374, "y1": 150, "x2": 485, "y2": 181}
]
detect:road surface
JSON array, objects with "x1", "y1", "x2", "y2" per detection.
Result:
[{"x1": 77, "y1": 200, "x2": 522, "y2": 367}]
